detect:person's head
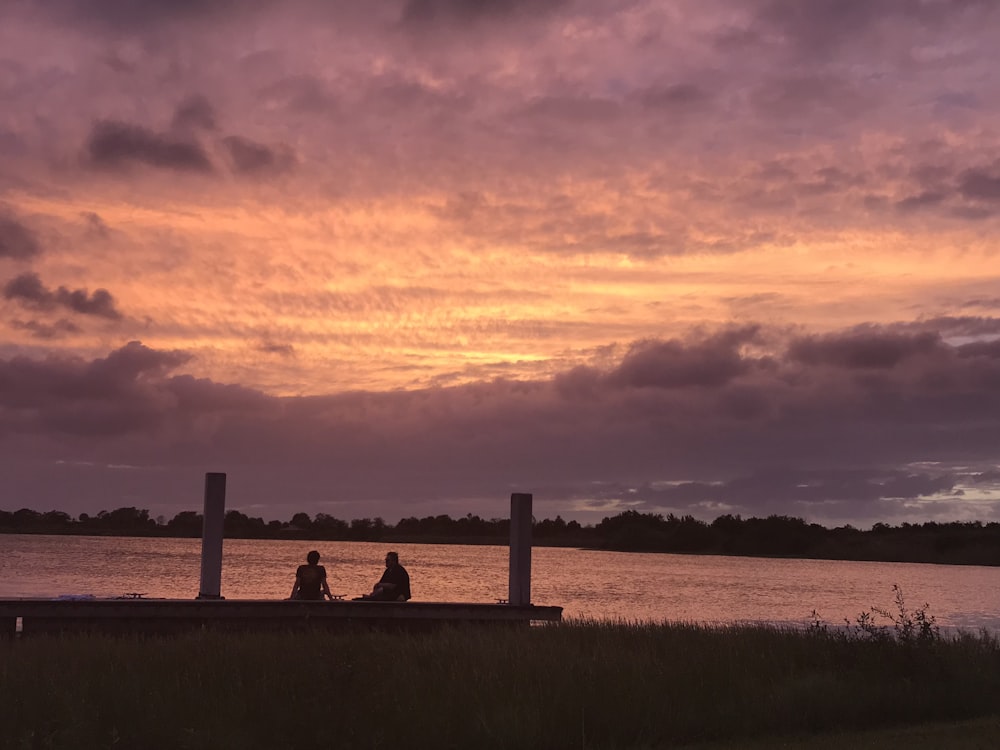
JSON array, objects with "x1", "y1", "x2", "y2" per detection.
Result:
[
  {"x1": 385, "y1": 551, "x2": 399, "y2": 568},
  {"x1": 307, "y1": 550, "x2": 320, "y2": 565}
]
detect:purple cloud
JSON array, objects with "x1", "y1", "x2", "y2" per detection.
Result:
[
  {"x1": 401, "y1": 0, "x2": 568, "y2": 25},
  {"x1": 0, "y1": 213, "x2": 41, "y2": 260},
  {"x1": 958, "y1": 168, "x2": 1000, "y2": 202},
  {"x1": 1, "y1": 320, "x2": 997, "y2": 522},
  {"x1": 172, "y1": 95, "x2": 218, "y2": 132},
  {"x1": 607, "y1": 327, "x2": 761, "y2": 389},
  {"x1": 222, "y1": 135, "x2": 294, "y2": 175},
  {"x1": 86, "y1": 120, "x2": 213, "y2": 173},
  {"x1": 787, "y1": 330, "x2": 942, "y2": 369},
  {"x1": 10, "y1": 318, "x2": 82, "y2": 339},
  {"x1": 3, "y1": 272, "x2": 122, "y2": 320}
]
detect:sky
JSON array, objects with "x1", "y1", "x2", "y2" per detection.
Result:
[{"x1": 1, "y1": 0, "x2": 999, "y2": 528}]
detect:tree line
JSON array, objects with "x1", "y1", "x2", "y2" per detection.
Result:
[{"x1": 2, "y1": 506, "x2": 999, "y2": 566}]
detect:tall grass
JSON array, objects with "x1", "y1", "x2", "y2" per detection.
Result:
[{"x1": 2, "y1": 620, "x2": 1000, "y2": 750}]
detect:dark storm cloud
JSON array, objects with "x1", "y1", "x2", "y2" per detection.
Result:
[
  {"x1": 3, "y1": 272, "x2": 122, "y2": 320},
  {"x1": 86, "y1": 120, "x2": 214, "y2": 173},
  {"x1": 222, "y1": 136, "x2": 294, "y2": 175},
  {"x1": 0, "y1": 213, "x2": 41, "y2": 260}
]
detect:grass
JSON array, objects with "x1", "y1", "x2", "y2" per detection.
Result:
[
  {"x1": 682, "y1": 716, "x2": 1000, "y2": 749},
  {"x1": 2, "y1": 620, "x2": 1000, "y2": 749}
]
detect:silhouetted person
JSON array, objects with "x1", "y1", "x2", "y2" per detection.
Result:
[
  {"x1": 289, "y1": 550, "x2": 334, "y2": 601},
  {"x1": 357, "y1": 551, "x2": 410, "y2": 601}
]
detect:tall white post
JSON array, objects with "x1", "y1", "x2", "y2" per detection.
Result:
[
  {"x1": 508, "y1": 492, "x2": 532, "y2": 606},
  {"x1": 197, "y1": 472, "x2": 226, "y2": 600}
]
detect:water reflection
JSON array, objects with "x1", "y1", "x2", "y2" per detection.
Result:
[{"x1": 2, "y1": 534, "x2": 1000, "y2": 630}]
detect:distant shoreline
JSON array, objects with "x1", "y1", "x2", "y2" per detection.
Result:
[{"x1": 4, "y1": 525, "x2": 999, "y2": 568}]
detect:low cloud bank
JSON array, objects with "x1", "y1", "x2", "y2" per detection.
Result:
[{"x1": 1, "y1": 320, "x2": 998, "y2": 524}]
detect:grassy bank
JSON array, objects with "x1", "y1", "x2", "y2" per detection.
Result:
[{"x1": 2, "y1": 621, "x2": 1000, "y2": 750}]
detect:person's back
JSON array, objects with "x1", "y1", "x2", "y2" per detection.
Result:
[
  {"x1": 290, "y1": 550, "x2": 333, "y2": 601},
  {"x1": 296, "y1": 562, "x2": 326, "y2": 600}
]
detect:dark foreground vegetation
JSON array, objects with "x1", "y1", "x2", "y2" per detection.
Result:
[
  {"x1": 5, "y1": 505, "x2": 1000, "y2": 566},
  {"x1": 3, "y1": 617, "x2": 1000, "y2": 750}
]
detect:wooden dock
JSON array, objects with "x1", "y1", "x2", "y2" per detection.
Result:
[
  {"x1": 1, "y1": 483, "x2": 563, "y2": 637},
  {"x1": 0, "y1": 598, "x2": 563, "y2": 637}
]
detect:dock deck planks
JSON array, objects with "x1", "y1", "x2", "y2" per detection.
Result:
[{"x1": 0, "y1": 598, "x2": 563, "y2": 636}]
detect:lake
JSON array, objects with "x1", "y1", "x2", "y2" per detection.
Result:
[{"x1": 3, "y1": 534, "x2": 1000, "y2": 631}]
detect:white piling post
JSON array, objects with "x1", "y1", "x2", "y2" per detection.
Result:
[
  {"x1": 508, "y1": 492, "x2": 532, "y2": 606},
  {"x1": 197, "y1": 472, "x2": 226, "y2": 600}
]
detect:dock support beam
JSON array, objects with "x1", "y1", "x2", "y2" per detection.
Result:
[
  {"x1": 508, "y1": 492, "x2": 532, "y2": 606},
  {"x1": 197, "y1": 472, "x2": 226, "y2": 600}
]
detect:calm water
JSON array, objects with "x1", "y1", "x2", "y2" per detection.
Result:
[{"x1": 3, "y1": 534, "x2": 1000, "y2": 631}]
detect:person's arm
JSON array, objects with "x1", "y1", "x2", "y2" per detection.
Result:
[
  {"x1": 381, "y1": 568, "x2": 407, "y2": 598},
  {"x1": 289, "y1": 570, "x2": 301, "y2": 599},
  {"x1": 398, "y1": 569, "x2": 411, "y2": 601},
  {"x1": 321, "y1": 572, "x2": 334, "y2": 600},
  {"x1": 372, "y1": 568, "x2": 392, "y2": 594}
]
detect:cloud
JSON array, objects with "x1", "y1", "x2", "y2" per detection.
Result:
[
  {"x1": 1, "y1": 320, "x2": 997, "y2": 522},
  {"x1": 637, "y1": 83, "x2": 714, "y2": 112},
  {"x1": 172, "y1": 95, "x2": 218, "y2": 132},
  {"x1": 787, "y1": 330, "x2": 942, "y2": 369},
  {"x1": 0, "y1": 213, "x2": 41, "y2": 260},
  {"x1": 85, "y1": 120, "x2": 214, "y2": 173},
  {"x1": 222, "y1": 135, "x2": 294, "y2": 175},
  {"x1": 605, "y1": 326, "x2": 761, "y2": 389},
  {"x1": 32, "y1": 0, "x2": 271, "y2": 31},
  {"x1": 896, "y1": 316, "x2": 1000, "y2": 338},
  {"x1": 957, "y1": 339, "x2": 1000, "y2": 359},
  {"x1": 0, "y1": 341, "x2": 194, "y2": 435},
  {"x1": 81, "y1": 212, "x2": 111, "y2": 238},
  {"x1": 400, "y1": 0, "x2": 567, "y2": 25},
  {"x1": 753, "y1": 0, "x2": 994, "y2": 57},
  {"x1": 3, "y1": 1, "x2": 1000, "y2": 523},
  {"x1": 632, "y1": 469, "x2": 959, "y2": 510},
  {"x1": 10, "y1": 318, "x2": 82, "y2": 339},
  {"x1": 257, "y1": 342, "x2": 296, "y2": 356},
  {"x1": 958, "y1": 167, "x2": 1000, "y2": 202},
  {"x1": 3, "y1": 272, "x2": 123, "y2": 320}
]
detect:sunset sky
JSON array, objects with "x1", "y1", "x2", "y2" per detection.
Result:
[{"x1": 2, "y1": 0, "x2": 999, "y2": 527}]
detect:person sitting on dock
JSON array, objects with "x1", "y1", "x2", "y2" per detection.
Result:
[
  {"x1": 356, "y1": 551, "x2": 410, "y2": 601},
  {"x1": 289, "y1": 550, "x2": 335, "y2": 601}
]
